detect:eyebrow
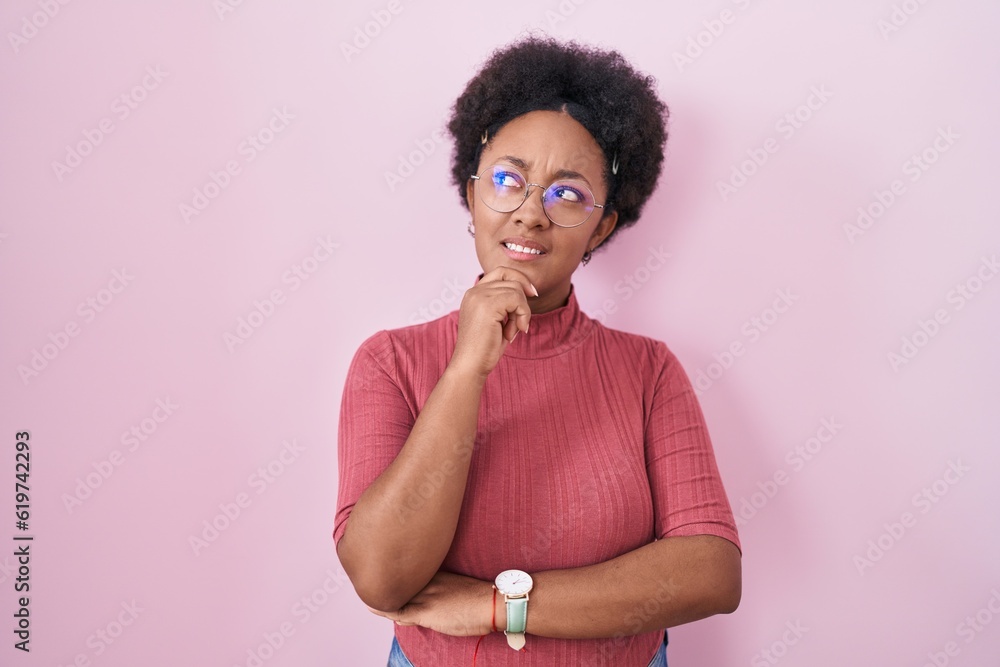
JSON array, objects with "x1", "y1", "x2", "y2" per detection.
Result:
[{"x1": 496, "y1": 155, "x2": 592, "y2": 186}]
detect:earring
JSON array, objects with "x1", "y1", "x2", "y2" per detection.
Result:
[
  {"x1": 581, "y1": 248, "x2": 592, "y2": 266},
  {"x1": 481, "y1": 130, "x2": 489, "y2": 145},
  {"x1": 611, "y1": 153, "x2": 619, "y2": 176},
  {"x1": 467, "y1": 220, "x2": 475, "y2": 237}
]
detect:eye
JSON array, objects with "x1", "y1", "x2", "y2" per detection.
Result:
[
  {"x1": 491, "y1": 170, "x2": 523, "y2": 189},
  {"x1": 550, "y1": 184, "x2": 585, "y2": 204}
]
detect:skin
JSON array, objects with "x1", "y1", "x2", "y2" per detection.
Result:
[
  {"x1": 339, "y1": 109, "x2": 742, "y2": 642},
  {"x1": 468, "y1": 109, "x2": 620, "y2": 319}
]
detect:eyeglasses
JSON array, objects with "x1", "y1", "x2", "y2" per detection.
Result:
[{"x1": 469, "y1": 163, "x2": 605, "y2": 228}]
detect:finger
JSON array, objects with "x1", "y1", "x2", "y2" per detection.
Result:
[
  {"x1": 479, "y1": 266, "x2": 539, "y2": 300},
  {"x1": 502, "y1": 315, "x2": 518, "y2": 343},
  {"x1": 497, "y1": 296, "x2": 531, "y2": 341},
  {"x1": 478, "y1": 280, "x2": 532, "y2": 339}
]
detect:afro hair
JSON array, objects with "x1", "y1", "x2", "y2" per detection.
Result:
[{"x1": 447, "y1": 33, "x2": 669, "y2": 252}]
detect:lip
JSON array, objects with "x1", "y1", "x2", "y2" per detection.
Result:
[
  {"x1": 499, "y1": 238, "x2": 547, "y2": 262},
  {"x1": 501, "y1": 244, "x2": 547, "y2": 261},
  {"x1": 500, "y1": 236, "x2": 549, "y2": 257}
]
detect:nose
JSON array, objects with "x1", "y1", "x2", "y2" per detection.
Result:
[{"x1": 515, "y1": 183, "x2": 551, "y2": 228}]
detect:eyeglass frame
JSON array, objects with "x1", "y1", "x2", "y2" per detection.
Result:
[{"x1": 469, "y1": 163, "x2": 607, "y2": 228}]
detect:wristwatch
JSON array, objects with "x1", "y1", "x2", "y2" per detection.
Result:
[{"x1": 494, "y1": 569, "x2": 533, "y2": 650}]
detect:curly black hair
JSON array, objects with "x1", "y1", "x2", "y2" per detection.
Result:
[{"x1": 447, "y1": 33, "x2": 669, "y2": 253}]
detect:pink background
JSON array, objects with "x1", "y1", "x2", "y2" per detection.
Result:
[{"x1": 2, "y1": 1, "x2": 999, "y2": 665}]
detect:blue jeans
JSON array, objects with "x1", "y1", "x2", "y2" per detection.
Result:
[{"x1": 387, "y1": 630, "x2": 668, "y2": 666}]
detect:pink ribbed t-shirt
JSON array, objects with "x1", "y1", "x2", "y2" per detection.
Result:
[{"x1": 334, "y1": 275, "x2": 741, "y2": 666}]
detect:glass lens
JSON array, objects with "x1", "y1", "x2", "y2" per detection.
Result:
[
  {"x1": 477, "y1": 164, "x2": 597, "y2": 227},
  {"x1": 481, "y1": 165, "x2": 527, "y2": 212},
  {"x1": 543, "y1": 180, "x2": 595, "y2": 227}
]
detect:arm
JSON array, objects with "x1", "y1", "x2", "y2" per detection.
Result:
[
  {"x1": 367, "y1": 341, "x2": 743, "y2": 638},
  {"x1": 335, "y1": 338, "x2": 487, "y2": 613},
  {"x1": 515, "y1": 534, "x2": 740, "y2": 638},
  {"x1": 373, "y1": 342, "x2": 744, "y2": 638},
  {"x1": 336, "y1": 270, "x2": 535, "y2": 613},
  {"x1": 499, "y1": 341, "x2": 742, "y2": 637},
  {"x1": 368, "y1": 535, "x2": 740, "y2": 639}
]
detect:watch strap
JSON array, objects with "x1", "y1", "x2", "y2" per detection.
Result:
[
  {"x1": 505, "y1": 630, "x2": 526, "y2": 650},
  {"x1": 506, "y1": 596, "x2": 528, "y2": 633}
]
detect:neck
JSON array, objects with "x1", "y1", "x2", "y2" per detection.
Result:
[{"x1": 529, "y1": 281, "x2": 571, "y2": 314}]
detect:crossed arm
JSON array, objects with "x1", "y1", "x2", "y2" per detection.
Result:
[
  {"x1": 336, "y1": 342, "x2": 741, "y2": 639},
  {"x1": 361, "y1": 532, "x2": 740, "y2": 639}
]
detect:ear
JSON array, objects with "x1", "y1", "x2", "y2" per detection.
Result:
[
  {"x1": 466, "y1": 178, "x2": 476, "y2": 213},
  {"x1": 589, "y1": 209, "x2": 618, "y2": 250}
]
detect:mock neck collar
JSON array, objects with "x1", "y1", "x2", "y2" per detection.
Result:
[{"x1": 449, "y1": 273, "x2": 594, "y2": 359}]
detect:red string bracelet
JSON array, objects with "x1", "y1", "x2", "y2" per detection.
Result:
[
  {"x1": 492, "y1": 585, "x2": 498, "y2": 632},
  {"x1": 471, "y1": 586, "x2": 497, "y2": 667}
]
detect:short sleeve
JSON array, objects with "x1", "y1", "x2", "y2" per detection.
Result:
[
  {"x1": 333, "y1": 330, "x2": 415, "y2": 549},
  {"x1": 645, "y1": 342, "x2": 741, "y2": 554}
]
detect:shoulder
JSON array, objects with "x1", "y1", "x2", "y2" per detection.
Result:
[
  {"x1": 348, "y1": 310, "x2": 455, "y2": 375},
  {"x1": 589, "y1": 318, "x2": 678, "y2": 371}
]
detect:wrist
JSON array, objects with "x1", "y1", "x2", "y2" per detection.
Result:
[
  {"x1": 443, "y1": 360, "x2": 488, "y2": 387},
  {"x1": 493, "y1": 585, "x2": 507, "y2": 632}
]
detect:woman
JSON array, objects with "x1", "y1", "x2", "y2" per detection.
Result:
[{"x1": 334, "y1": 34, "x2": 742, "y2": 666}]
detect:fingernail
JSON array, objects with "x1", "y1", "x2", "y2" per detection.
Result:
[
  {"x1": 511, "y1": 331, "x2": 518, "y2": 343},
  {"x1": 530, "y1": 283, "x2": 539, "y2": 297},
  {"x1": 525, "y1": 322, "x2": 530, "y2": 334}
]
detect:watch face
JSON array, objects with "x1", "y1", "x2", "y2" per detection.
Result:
[{"x1": 495, "y1": 569, "x2": 533, "y2": 596}]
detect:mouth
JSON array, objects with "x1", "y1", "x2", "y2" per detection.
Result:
[{"x1": 500, "y1": 239, "x2": 547, "y2": 261}]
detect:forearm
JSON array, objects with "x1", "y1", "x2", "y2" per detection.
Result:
[
  {"x1": 338, "y1": 364, "x2": 486, "y2": 611},
  {"x1": 505, "y1": 535, "x2": 741, "y2": 640}
]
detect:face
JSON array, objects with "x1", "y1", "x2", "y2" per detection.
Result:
[{"x1": 466, "y1": 110, "x2": 618, "y2": 311}]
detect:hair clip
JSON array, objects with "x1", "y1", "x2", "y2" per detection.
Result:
[
  {"x1": 481, "y1": 130, "x2": 489, "y2": 145},
  {"x1": 611, "y1": 153, "x2": 619, "y2": 175}
]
